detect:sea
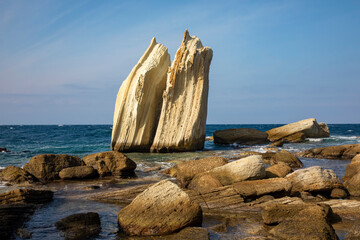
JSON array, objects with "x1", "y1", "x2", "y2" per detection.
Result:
[{"x1": 0, "y1": 124, "x2": 359, "y2": 239}]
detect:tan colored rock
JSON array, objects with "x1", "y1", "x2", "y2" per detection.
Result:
[
  {"x1": 175, "y1": 156, "x2": 228, "y2": 188},
  {"x1": 82, "y1": 151, "x2": 136, "y2": 177},
  {"x1": 151, "y1": 30, "x2": 213, "y2": 152},
  {"x1": 207, "y1": 155, "x2": 266, "y2": 186},
  {"x1": 266, "y1": 163, "x2": 292, "y2": 178},
  {"x1": 0, "y1": 166, "x2": 37, "y2": 184},
  {"x1": 297, "y1": 143, "x2": 360, "y2": 160},
  {"x1": 266, "y1": 118, "x2": 329, "y2": 142},
  {"x1": 286, "y1": 166, "x2": 343, "y2": 194},
  {"x1": 0, "y1": 189, "x2": 53, "y2": 205},
  {"x1": 59, "y1": 166, "x2": 98, "y2": 180},
  {"x1": 269, "y1": 150, "x2": 303, "y2": 168},
  {"x1": 117, "y1": 180, "x2": 202, "y2": 236},
  {"x1": 23, "y1": 154, "x2": 82, "y2": 181},
  {"x1": 111, "y1": 38, "x2": 170, "y2": 152},
  {"x1": 233, "y1": 178, "x2": 292, "y2": 198},
  {"x1": 330, "y1": 188, "x2": 348, "y2": 199},
  {"x1": 344, "y1": 172, "x2": 360, "y2": 196},
  {"x1": 351, "y1": 154, "x2": 360, "y2": 163},
  {"x1": 188, "y1": 174, "x2": 223, "y2": 193},
  {"x1": 343, "y1": 162, "x2": 360, "y2": 182},
  {"x1": 213, "y1": 128, "x2": 269, "y2": 145}
]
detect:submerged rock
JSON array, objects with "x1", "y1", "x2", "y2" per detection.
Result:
[
  {"x1": 59, "y1": 166, "x2": 98, "y2": 180},
  {"x1": 55, "y1": 212, "x2": 101, "y2": 240},
  {"x1": 82, "y1": 151, "x2": 136, "y2": 177},
  {"x1": 111, "y1": 38, "x2": 170, "y2": 152},
  {"x1": 23, "y1": 154, "x2": 82, "y2": 181},
  {"x1": 266, "y1": 118, "x2": 329, "y2": 143},
  {"x1": 213, "y1": 128, "x2": 269, "y2": 145},
  {"x1": 297, "y1": 143, "x2": 360, "y2": 160},
  {"x1": 117, "y1": 180, "x2": 202, "y2": 236},
  {"x1": 151, "y1": 30, "x2": 213, "y2": 152},
  {"x1": 0, "y1": 166, "x2": 37, "y2": 185}
]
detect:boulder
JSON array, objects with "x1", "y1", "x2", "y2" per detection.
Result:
[
  {"x1": 266, "y1": 118, "x2": 329, "y2": 143},
  {"x1": 286, "y1": 166, "x2": 343, "y2": 194},
  {"x1": 343, "y1": 162, "x2": 360, "y2": 182},
  {"x1": 265, "y1": 163, "x2": 292, "y2": 178},
  {"x1": 82, "y1": 151, "x2": 136, "y2": 177},
  {"x1": 23, "y1": 154, "x2": 82, "y2": 181},
  {"x1": 0, "y1": 166, "x2": 37, "y2": 184},
  {"x1": 111, "y1": 38, "x2": 170, "y2": 152},
  {"x1": 117, "y1": 180, "x2": 202, "y2": 236},
  {"x1": 0, "y1": 189, "x2": 53, "y2": 205},
  {"x1": 206, "y1": 155, "x2": 266, "y2": 186},
  {"x1": 55, "y1": 212, "x2": 101, "y2": 240},
  {"x1": 297, "y1": 143, "x2": 360, "y2": 160},
  {"x1": 0, "y1": 147, "x2": 10, "y2": 152},
  {"x1": 330, "y1": 188, "x2": 348, "y2": 199},
  {"x1": 346, "y1": 223, "x2": 360, "y2": 240},
  {"x1": 269, "y1": 150, "x2": 303, "y2": 168},
  {"x1": 344, "y1": 172, "x2": 360, "y2": 196},
  {"x1": 188, "y1": 174, "x2": 223, "y2": 193},
  {"x1": 351, "y1": 154, "x2": 360, "y2": 163},
  {"x1": 150, "y1": 30, "x2": 213, "y2": 152},
  {"x1": 59, "y1": 166, "x2": 98, "y2": 180},
  {"x1": 175, "y1": 156, "x2": 228, "y2": 188},
  {"x1": 213, "y1": 128, "x2": 269, "y2": 145}
]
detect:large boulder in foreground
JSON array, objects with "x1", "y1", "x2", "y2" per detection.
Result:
[
  {"x1": 206, "y1": 155, "x2": 266, "y2": 186},
  {"x1": 286, "y1": 166, "x2": 343, "y2": 194},
  {"x1": 213, "y1": 128, "x2": 269, "y2": 145},
  {"x1": 23, "y1": 154, "x2": 82, "y2": 181},
  {"x1": 298, "y1": 143, "x2": 360, "y2": 160},
  {"x1": 175, "y1": 156, "x2": 228, "y2": 188},
  {"x1": 56, "y1": 212, "x2": 101, "y2": 240},
  {"x1": 111, "y1": 38, "x2": 170, "y2": 152},
  {"x1": 266, "y1": 118, "x2": 329, "y2": 143},
  {"x1": 82, "y1": 151, "x2": 136, "y2": 177},
  {"x1": 0, "y1": 166, "x2": 37, "y2": 184},
  {"x1": 150, "y1": 30, "x2": 213, "y2": 152},
  {"x1": 117, "y1": 180, "x2": 202, "y2": 236},
  {"x1": 59, "y1": 166, "x2": 98, "y2": 180}
]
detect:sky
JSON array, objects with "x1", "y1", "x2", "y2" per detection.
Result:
[{"x1": 1, "y1": 0, "x2": 359, "y2": 124}]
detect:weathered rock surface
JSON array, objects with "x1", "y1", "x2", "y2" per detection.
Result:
[
  {"x1": 55, "y1": 212, "x2": 101, "y2": 240},
  {"x1": 344, "y1": 172, "x2": 360, "y2": 196},
  {"x1": 0, "y1": 189, "x2": 54, "y2": 205},
  {"x1": 188, "y1": 174, "x2": 223, "y2": 193},
  {"x1": 345, "y1": 223, "x2": 360, "y2": 240},
  {"x1": 175, "y1": 156, "x2": 228, "y2": 188},
  {"x1": 297, "y1": 143, "x2": 360, "y2": 160},
  {"x1": 213, "y1": 128, "x2": 269, "y2": 145},
  {"x1": 117, "y1": 180, "x2": 202, "y2": 236},
  {"x1": 343, "y1": 159, "x2": 360, "y2": 182},
  {"x1": 0, "y1": 166, "x2": 37, "y2": 184},
  {"x1": 266, "y1": 118, "x2": 329, "y2": 143},
  {"x1": 82, "y1": 151, "x2": 136, "y2": 177},
  {"x1": 23, "y1": 154, "x2": 82, "y2": 181},
  {"x1": 59, "y1": 166, "x2": 98, "y2": 180},
  {"x1": 330, "y1": 188, "x2": 348, "y2": 199},
  {"x1": 206, "y1": 155, "x2": 266, "y2": 185},
  {"x1": 150, "y1": 30, "x2": 213, "y2": 152},
  {"x1": 269, "y1": 150, "x2": 303, "y2": 168},
  {"x1": 111, "y1": 38, "x2": 170, "y2": 152},
  {"x1": 285, "y1": 166, "x2": 343, "y2": 194},
  {"x1": 265, "y1": 163, "x2": 292, "y2": 178},
  {"x1": 351, "y1": 154, "x2": 360, "y2": 163}
]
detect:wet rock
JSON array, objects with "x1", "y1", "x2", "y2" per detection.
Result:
[
  {"x1": 266, "y1": 118, "x2": 329, "y2": 143},
  {"x1": 206, "y1": 155, "x2": 266, "y2": 186},
  {"x1": 117, "y1": 180, "x2": 202, "y2": 236},
  {"x1": 0, "y1": 147, "x2": 10, "y2": 152},
  {"x1": 330, "y1": 188, "x2": 348, "y2": 199},
  {"x1": 297, "y1": 143, "x2": 360, "y2": 160},
  {"x1": 82, "y1": 151, "x2": 136, "y2": 177},
  {"x1": 265, "y1": 163, "x2": 292, "y2": 178},
  {"x1": 59, "y1": 166, "x2": 98, "y2": 180},
  {"x1": 188, "y1": 174, "x2": 223, "y2": 193},
  {"x1": 164, "y1": 227, "x2": 209, "y2": 240},
  {"x1": 213, "y1": 128, "x2": 269, "y2": 145},
  {"x1": 269, "y1": 150, "x2": 303, "y2": 168},
  {"x1": 151, "y1": 30, "x2": 213, "y2": 152},
  {"x1": 286, "y1": 166, "x2": 343, "y2": 194},
  {"x1": 144, "y1": 166, "x2": 162, "y2": 173},
  {"x1": 55, "y1": 212, "x2": 101, "y2": 240},
  {"x1": 345, "y1": 222, "x2": 360, "y2": 240},
  {"x1": 0, "y1": 189, "x2": 53, "y2": 205},
  {"x1": 16, "y1": 228, "x2": 32, "y2": 239},
  {"x1": 111, "y1": 38, "x2": 170, "y2": 152},
  {"x1": 161, "y1": 167, "x2": 177, "y2": 177},
  {"x1": 0, "y1": 166, "x2": 38, "y2": 184},
  {"x1": 23, "y1": 154, "x2": 82, "y2": 181},
  {"x1": 175, "y1": 156, "x2": 228, "y2": 188}
]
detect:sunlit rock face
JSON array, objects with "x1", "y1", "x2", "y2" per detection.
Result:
[
  {"x1": 111, "y1": 38, "x2": 170, "y2": 152},
  {"x1": 150, "y1": 30, "x2": 213, "y2": 152}
]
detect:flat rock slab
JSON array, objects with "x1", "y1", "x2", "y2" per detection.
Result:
[
  {"x1": 297, "y1": 143, "x2": 360, "y2": 160},
  {"x1": 213, "y1": 128, "x2": 269, "y2": 145}
]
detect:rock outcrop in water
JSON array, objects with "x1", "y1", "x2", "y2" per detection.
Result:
[
  {"x1": 111, "y1": 30, "x2": 212, "y2": 153},
  {"x1": 111, "y1": 38, "x2": 170, "y2": 152},
  {"x1": 151, "y1": 30, "x2": 213, "y2": 152}
]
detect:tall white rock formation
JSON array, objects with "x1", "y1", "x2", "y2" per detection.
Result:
[
  {"x1": 150, "y1": 30, "x2": 213, "y2": 152},
  {"x1": 111, "y1": 38, "x2": 170, "y2": 152}
]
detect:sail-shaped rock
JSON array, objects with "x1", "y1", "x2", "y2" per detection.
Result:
[
  {"x1": 150, "y1": 30, "x2": 213, "y2": 152},
  {"x1": 111, "y1": 38, "x2": 171, "y2": 152}
]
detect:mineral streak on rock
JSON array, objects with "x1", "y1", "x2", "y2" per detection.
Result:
[
  {"x1": 151, "y1": 30, "x2": 213, "y2": 152},
  {"x1": 111, "y1": 38, "x2": 171, "y2": 152}
]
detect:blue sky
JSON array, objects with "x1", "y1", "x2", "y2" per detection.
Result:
[{"x1": 1, "y1": 0, "x2": 359, "y2": 124}]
